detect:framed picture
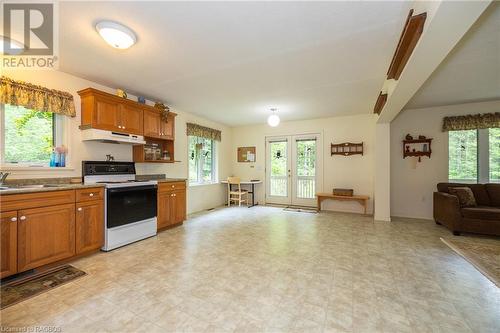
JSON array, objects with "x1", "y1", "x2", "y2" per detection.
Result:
[{"x1": 238, "y1": 147, "x2": 256, "y2": 162}]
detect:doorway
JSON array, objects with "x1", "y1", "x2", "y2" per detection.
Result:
[{"x1": 265, "y1": 134, "x2": 321, "y2": 207}]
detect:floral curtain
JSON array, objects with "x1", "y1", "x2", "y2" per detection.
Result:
[
  {"x1": 186, "y1": 122, "x2": 221, "y2": 141},
  {"x1": 0, "y1": 76, "x2": 76, "y2": 117},
  {"x1": 442, "y1": 113, "x2": 500, "y2": 131}
]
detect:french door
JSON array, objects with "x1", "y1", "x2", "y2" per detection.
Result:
[{"x1": 265, "y1": 134, "x2": 321, "y2": 207}]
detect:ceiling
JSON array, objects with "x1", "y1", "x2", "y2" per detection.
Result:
[
  {"x1": 405, "y1": 1, "x2": 500, "y2": 110},
  {"x1": 59, "y1": 1, "x2": 411, "y2": 126}
]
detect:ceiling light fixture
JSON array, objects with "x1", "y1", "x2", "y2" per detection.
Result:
[
  {"x1": 267, "y1": 108, "x2": 280, "y2": 127},
  {"x1": 95, "y1": 21, "x2": 137, "y2": 49}
]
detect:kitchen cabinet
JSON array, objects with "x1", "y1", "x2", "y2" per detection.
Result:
[
  {"x1": 157, "y1": 182, "x2": 187, "y2": 230},
  {"x1": 143, "y1": 109, "x2": 162, "y2": 138},
  {"x1": 1, "y1": 211, "x2": 17, "y2": 278},
  {"x1": 76, "y1": 200, "x2": 104, "y2": 254},
  {"x1": 0, "y1": 187, "x2": 104, "y2": 278},
  {"x1": 120, "y1": 104, "x2": 143, "y2": 135},
  {"x1": 79, "y1": 88, "x2": 144, "y2": 135},
  {"x1": 17, "y1": 204, "x2": 76, "y2": 272},
  {"x1": 142, "y1": 109, "x2": 176, "y2": 140}
]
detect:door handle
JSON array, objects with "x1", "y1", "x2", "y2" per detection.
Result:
[
  {"x1": 10, "y1": 217, "x2": 17, "y2": 222},
  {"x1": 77, "y1": 207, "x2": 83, "y2": 212},
  {"x1": 19, "y1": 216, "x2": 26, "y2": 221}
]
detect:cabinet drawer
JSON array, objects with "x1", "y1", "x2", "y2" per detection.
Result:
[
  {"x1": 0, "y1": 190, "x2": 75, "y2": 212},
  {"x1": 76, "y1": 187, "x2": 104, "y2": 202},
  {"x1": 159, "y1": 181, "x2": 186, "y2": 193}
]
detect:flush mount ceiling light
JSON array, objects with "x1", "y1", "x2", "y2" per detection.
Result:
[
  {"x1": 267, "y1": 108, "x2": 280, "y2": 127},
  {"x1": 95, "y1": 21, "x2": 137, "y2": 49}
]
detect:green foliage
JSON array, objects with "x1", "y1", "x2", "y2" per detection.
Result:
[
  {"x1": 448, "y1": 130, "x2": 477, "y2": 181},
  {"x1": 270, "y1": 142, "x2": 287, "y2": 176},
  {"x1": 296, "y1": 140, "x2": 316, "y2": 176},
  {"x1": 4, "y1": 105, "x2": 54, "y2": 163},
  {"x1": 188, "y1": 136, "x2": 214, "y2": 183}
]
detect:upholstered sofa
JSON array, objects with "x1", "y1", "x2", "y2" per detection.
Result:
[{"x1": 433, "y1": 183, "x2": 500, "y2": 236}]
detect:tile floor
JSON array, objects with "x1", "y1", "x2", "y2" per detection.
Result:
[{"x1": 1, "y1": 206, "x2": 499, "y2": 333}]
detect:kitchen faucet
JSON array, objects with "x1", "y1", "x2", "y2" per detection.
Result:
[{"x1": 0, "y1": 172, "x2": 10, "y2": 186}]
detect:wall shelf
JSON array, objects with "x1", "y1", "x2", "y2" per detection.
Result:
[
  {"x1": 403, "y1": 138, "x2": 432, "y2": 162},
  {"x1": 331, "y1": 142, "x2": 363, "y2": 156}
]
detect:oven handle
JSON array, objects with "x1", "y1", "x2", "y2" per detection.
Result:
[{"x1": 107, "y1": 185, "x2": 157, "y2": 194}]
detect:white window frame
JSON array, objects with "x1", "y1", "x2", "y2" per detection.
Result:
[
  {"x1": 0, "y1": 103, "x2": 68, "y2": 169},
  {"x1": 448, "y1": 128, "x2": 493, "y2": 183},
  {"x1": 188, "y1": 136, "x2": 217, "y2": 186}
]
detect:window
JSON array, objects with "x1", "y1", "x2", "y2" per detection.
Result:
[
  {"x1": 188, "y1": 136, "x2": 216, "y2": 184},
  {"x1": 1, "y1": 104, "x2": 63, "y2": 166},
  {"x1": 448, "y1": 128, "x2": 500, "y2": 183}
]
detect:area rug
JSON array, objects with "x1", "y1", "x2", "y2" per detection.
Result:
[
  {"x1": 441, "y1": 238, "x2": 500, "y2": 288},
  {"x1": 1, "y1": 265, "x2": 86, "y2": 309}
]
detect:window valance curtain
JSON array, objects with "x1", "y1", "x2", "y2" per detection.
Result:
[
  {"x1": 442, "y1": 112, "x2": 500, "y2": 131},
  {"x1": 0, "y1": 76, "x2": 76, "y2": 117},
  {"x1": 186, "y1": 122, "x2": 221, "y2": 141}
]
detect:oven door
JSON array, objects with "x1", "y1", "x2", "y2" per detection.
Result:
[{"x1": 106, "y1": 185, "x2": 157, "y2": 229}]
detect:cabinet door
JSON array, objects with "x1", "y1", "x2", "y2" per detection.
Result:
[
  {"x1": 120, "y1": 105, "x2": 144, "y2": 135},
  {"x1": 171, "y1": 190, "x2": 186, "y2": 224},
  {"x1": 76, "y1": 201, "x2": 104, "y2": 254},
  {"x1": 1, "y1": 211, "x2": 18, "y2": 278},
  {"x1": 157, "y1": 192, "x2": 173, "y2": 229},
  {"x1": 17, "y1": 204, "x2": 75, "y2": 272},
  {"x1": 93, "y1": 97, "x2": 121, "y2": 132},
  {"x1": 143, "y1": 109, "x2": 161, "y2": 138},
  {"x1": 160, "y1": 113, "x2": 175, "y2": 139}
]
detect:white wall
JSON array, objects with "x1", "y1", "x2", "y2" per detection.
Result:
[
  {"x1": 390, "y1": 99, "x2": 500, "y2": 220},
  {"x1": 374, "y1": 123, "x2": 391, "y2": 221},
  {"x1": 2, "y1": 70, "x2": 232, "y2": 214},
  {"x1": 230, "y1": 114, "x2": 377, "y2": 214}
]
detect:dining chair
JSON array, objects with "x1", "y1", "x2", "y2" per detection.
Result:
[{"x1": 227, "y1": 177, "x2": 248, "y2": 207}]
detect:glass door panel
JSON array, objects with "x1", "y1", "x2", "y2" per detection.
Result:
[{"x1": 266, "y1": 138, "x2": 291, "y2": 205}]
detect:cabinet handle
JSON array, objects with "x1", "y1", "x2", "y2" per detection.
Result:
[
  {"x1": 123, "y1": 126, "x2": 126, "y2": 129},
  {"x1": 89, "y1": 193, "x2": 94, "y2": 197},
  {"x1": 19, "y1": 216, "x2": 26, "y2": 221},
  {"x1": 77, "y1": 207, "x2": 83, "y2": 212},
  {"x1": 171, "y1": 185, "x2": 175, "y2": 188},
  {"x1": 10, "y1": 217, "x2": 17, "y2": 222}
]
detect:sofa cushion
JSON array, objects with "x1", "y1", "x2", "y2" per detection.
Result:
[
  {"x1": 485, "y1": 184, "x2": 500, "y2": 207},
  {"x1": 462, "y1": 207, "x2": 500, "y2": 221},
  {"x1": 449, "y1": 187, "x2": 477, "y2": 207},
  {"x1": 437, "y1": 183, "x2": 491, "y2": 206}
]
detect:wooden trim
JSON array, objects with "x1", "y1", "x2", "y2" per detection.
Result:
[
  {"x1": 373, "y1": 92, "x2": 388, "y2": 115},
  {"x1": 387, "y1": 9, "x2": 427, "y2": 80}
]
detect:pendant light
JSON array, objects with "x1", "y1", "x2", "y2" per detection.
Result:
[{"x1": 267, "y1": 108, "x2": 280, "y2": 127}]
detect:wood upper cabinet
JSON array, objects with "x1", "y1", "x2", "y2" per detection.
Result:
[
  {"x1": 120, "y1": 104, "x2": 143, "y2": 135},
  {"x1": 78, "y1": 88, "x2": 144, "y2": 135},
  {"x1": 143, "y1": 109, "x2": 162, "y2": 138},
  {"x1": 1, "y1": 211, "x2": 18, "y2": 278},
  {"x1": 76, "y1": 201, "x2": 104, "y2": 254},
  {"x1": 94, "y1": 96, "x2": 121, "y2": 132},
  {"x1": 17, "y1": 204, "x2": 76, "y2": 272},
  {"x1": 160, "y1": 113, "x2": 175, "y2": 140}
]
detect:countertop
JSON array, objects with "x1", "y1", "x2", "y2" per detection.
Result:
[
  {"x1": 0, "y1": 175, "x2": 186, "y2": 195},
  {"x1": 0, "y1": 183, "x2": 105, "y2": 195}
]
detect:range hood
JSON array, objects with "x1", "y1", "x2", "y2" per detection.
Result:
[{"x1": 81, "y1": 128, "x2": 146, "y2": 145}]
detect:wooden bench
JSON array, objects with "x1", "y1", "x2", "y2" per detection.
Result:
[{"x1": 316, "y1": 193, "x2": 370, "y2": 214}]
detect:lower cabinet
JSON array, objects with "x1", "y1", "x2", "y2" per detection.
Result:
[
  {"x1": 157, "y1": 183, "x2": 186, "y2": 230},
  {"x1": 17, "y1": 204, "x2": 76, "y2": 272},
  {"x1": 1, "y1": 211, "x2": 18, "y2": 278},
  {"x1": 76, "y1": 200, "x2": 104, "y2": 254}
]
